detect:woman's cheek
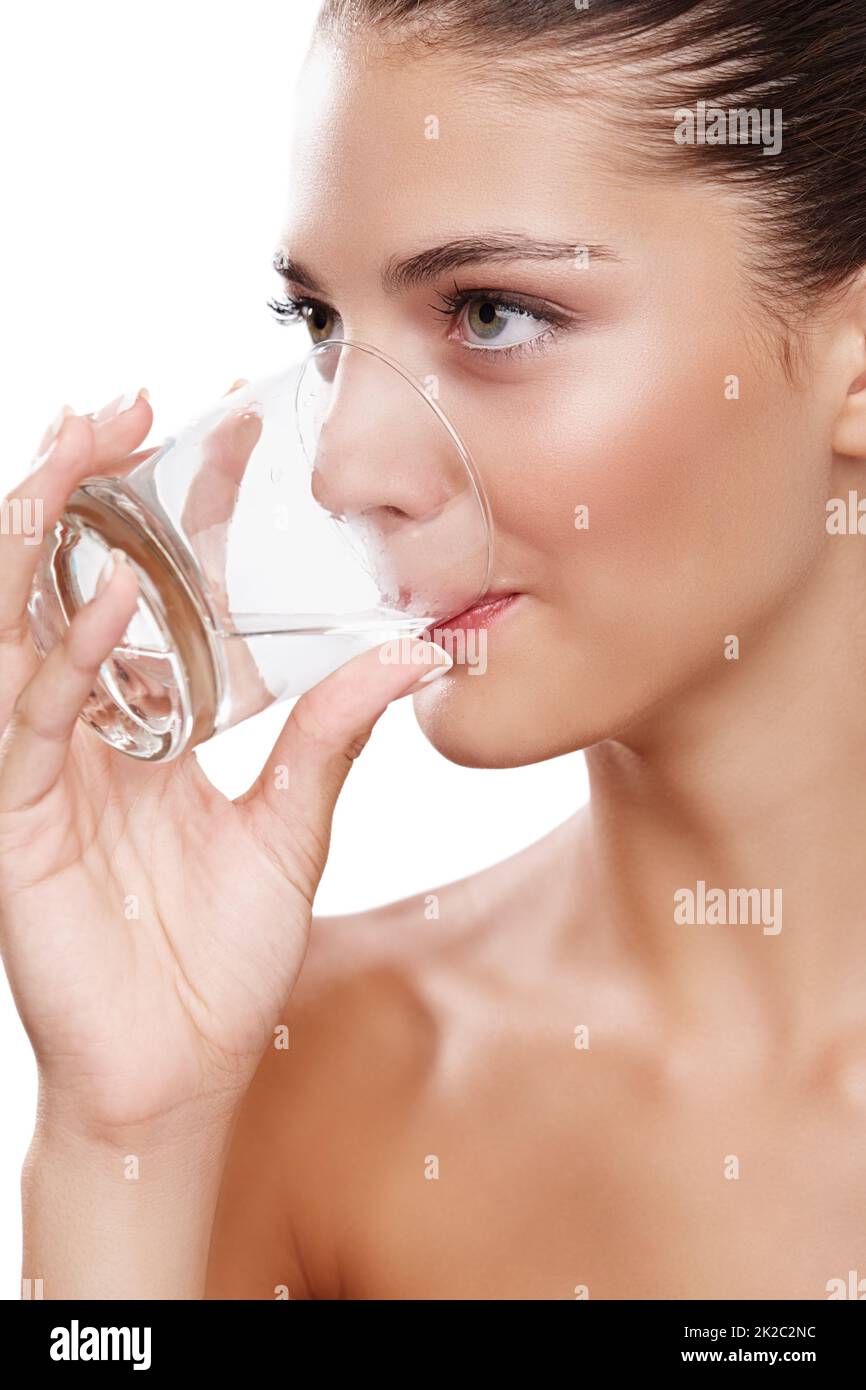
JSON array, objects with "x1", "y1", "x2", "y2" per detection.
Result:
[
  {"x1": 491, "y1": 372, "x2": 788, "y2": 698},
  {"x1": 494, "y1": 362, "x2": 725, "y2": 602},
  {"x1": 546, "y1": 343, "x2": 785, "y2": 595}
]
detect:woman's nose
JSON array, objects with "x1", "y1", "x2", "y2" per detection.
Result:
[
  {"x1": 297, "y1": 341, "x2": 489, "y2": 616},
  {"x1": 305, "y1": 346, "x2": 459, "y2": 529}
]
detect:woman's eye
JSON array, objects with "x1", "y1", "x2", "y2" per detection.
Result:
[
  {"x1": 457, "y1": 295, "x2": 549, "y2": 350},
  {"x1": 267, "y1": 294, "x2": 342, "y2": 344},
  {"x1": 301, "y1": 302, "x2": 339, "y2": 344}
]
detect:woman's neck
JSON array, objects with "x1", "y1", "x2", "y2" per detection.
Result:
[{"x1": 579, "y1": 545, "x2": 866, "y2": 1054}]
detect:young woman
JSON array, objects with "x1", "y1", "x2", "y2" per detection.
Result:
[{"x1": 3, "y1": 0, "x2": 866, "y2": 1300}]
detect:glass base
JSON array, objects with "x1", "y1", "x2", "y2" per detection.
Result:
[{"x1": 28, "y1": 479, "x2": 219, "y2": 762}]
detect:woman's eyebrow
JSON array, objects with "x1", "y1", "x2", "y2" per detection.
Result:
[
  {"x1": 382, "y1": 234, "x2": 621, "y2": 290},
  {"x1": 272, "y1": 253, "x2": 325, "y2": 293},
  {"x1": 272, "y1": 234, "x2": 620, "y2": 295}
]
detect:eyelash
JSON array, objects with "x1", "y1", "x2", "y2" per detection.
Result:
[{"x1": 266, "y1": 283, "x2": 576, "y2": 362}]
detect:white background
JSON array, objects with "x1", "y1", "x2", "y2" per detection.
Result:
[{"x1": 0, "y1": 0, "x2": 587, "y2": 1298}]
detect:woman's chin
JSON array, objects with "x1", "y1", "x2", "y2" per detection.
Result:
[{"x1": 410, "y1": 674, "x2": 582, "y2": 770}]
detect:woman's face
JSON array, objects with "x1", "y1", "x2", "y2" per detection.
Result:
[{"x1": 277, "y1": 36, "x2": 840, "y2": 768}]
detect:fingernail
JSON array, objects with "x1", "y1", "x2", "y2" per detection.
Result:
[
  {"x1": 90, "y1": 387, "x2": 149, "y2": 424},
  {"x1": 401, "y1": 643, "x2": 453, "y2": 697},
  {"x1": 234, "y1": 407, "x2": 263, "y2": 435},
  {"x1": 224, "y1": 378, "x2": 249, "y2": 395},
  {"x1": 94, "y1": 547, "x2": 128, "y2": 595},
  {"x1": 31, "y1": 404, "x2": 74, "y2": 467}
]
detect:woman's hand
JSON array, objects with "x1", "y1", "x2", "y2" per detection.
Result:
[{"x1": 0, "y1": 389, "x2": 449, "y2": 1146}]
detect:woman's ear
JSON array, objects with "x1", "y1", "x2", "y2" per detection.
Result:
[
  {"x1": 833, "y1": 366, "x2": 866, "y2": 459},
  {"x1": 832, "y1": 268, "x2": 866, "y2": 460}
]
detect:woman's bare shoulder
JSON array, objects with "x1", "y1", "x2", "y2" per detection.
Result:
[
  {"x1": 303, "y1": 808, "x2": 581, "y2": 995},
  {"x1": 256, "y1": 812, "x2": 582, "y2": 1144},
  {"x1": 207, "y1": 815, "x2": 579, "y2": 1298},
  {"x1": 207, "y1": 877, "x2": 481, "y2": 1299},
  {"x1": 284, "y1": 806, "x2": 582, "y2": 1056}
]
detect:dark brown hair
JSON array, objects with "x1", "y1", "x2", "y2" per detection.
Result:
[{"x1": 317, "y1": 0, "x2": 866, "y2": 375}]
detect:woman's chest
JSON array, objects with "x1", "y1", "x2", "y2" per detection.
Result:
[{"x1": 340, "y1": 1050, "x2": 866, "y2": 1300}]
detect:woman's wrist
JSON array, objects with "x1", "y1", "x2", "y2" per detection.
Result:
[{"x1": 22, "y1": 1110, "x2": 237, "y2": 1300}]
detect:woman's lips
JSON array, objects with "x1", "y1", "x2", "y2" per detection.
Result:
[{"x1": 432, "y1": 592, "x2": 521, "y2": 633}]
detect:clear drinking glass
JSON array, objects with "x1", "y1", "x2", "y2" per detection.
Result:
[{"x1": 28, "y1": 339, "x2": 494, "y2": 761}]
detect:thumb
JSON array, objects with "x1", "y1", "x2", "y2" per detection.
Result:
[{"x1": 237, "y1": 636, "x2": 453, "y2": 883}]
